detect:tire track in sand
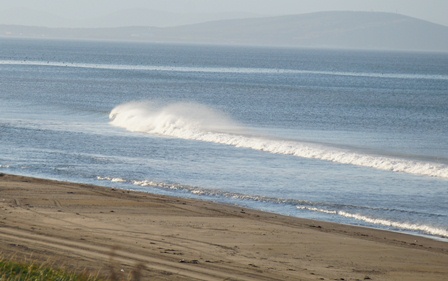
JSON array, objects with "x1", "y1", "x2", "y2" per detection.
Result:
[
  {"x1": 54, "y1": 200, "x2": 63, "y2": 209},
  {"x1": 0, "y1": 227, "x2": 278, "y2": 281},
  {"x1": 13, "y1": 198, "x2": 20, "y2": 207}
]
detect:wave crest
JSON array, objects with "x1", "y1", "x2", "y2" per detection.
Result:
[
  {"x1": 109, "y1": 101, "x2": 241, "y2": 136},
  {"x1": 109, "y1": 101, "x2": 448, "y2": 179},
  {"x1": 297, "y1": 206, "x2": 448, "y2": 238}
]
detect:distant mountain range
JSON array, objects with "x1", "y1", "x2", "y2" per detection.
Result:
[
  {"x1": 1, "y1": 11, "x2": 448, "y2": 52},
  {"x1": 0, "y1": 7, "x2": 259, "y2": 28}
]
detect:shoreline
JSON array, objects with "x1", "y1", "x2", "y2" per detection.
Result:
[
  {"x1": 7, "y1": 172, "x2": 448, "y2": 243},
  {"x1": 1, "y1": 173, "x2": 447, "y2": 280}
]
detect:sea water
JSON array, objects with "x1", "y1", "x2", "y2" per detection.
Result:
[{"x1": 1, "y1": 39, "x2": 447, "y2": 240}]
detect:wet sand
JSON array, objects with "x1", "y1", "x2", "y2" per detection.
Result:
[{"x1": 1, "y1": 173, "x2": 447, "y2": 280}]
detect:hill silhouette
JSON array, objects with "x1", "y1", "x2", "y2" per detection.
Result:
[{"x1": 1, "y1": 11, "x2": 447, "y2": 52}]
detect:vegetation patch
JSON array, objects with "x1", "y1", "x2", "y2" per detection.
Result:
[{"x1": 0, "y1": 257, "x2": 102, "y2": 281}]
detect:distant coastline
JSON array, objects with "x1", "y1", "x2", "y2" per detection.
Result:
[{"x1": 1, "y1": 11, "x2": 448, "y2": 52}]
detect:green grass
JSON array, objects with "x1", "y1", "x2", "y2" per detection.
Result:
[{"x1": 0, "y1": 258, "x2": 102, "y2": 281}]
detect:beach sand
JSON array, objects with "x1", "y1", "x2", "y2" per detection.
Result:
[{"x1": 0, "y1": 173, "x2": 447, "y2": 280}]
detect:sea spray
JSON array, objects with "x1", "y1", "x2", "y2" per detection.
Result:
[
  {"x1": 109, "y1": 101, "x2": 448, "y2": 179},
  {"x1": 109, "y1": 101, "x2": 242, "y2": 135}
]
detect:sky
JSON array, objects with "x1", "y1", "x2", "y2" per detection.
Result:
[{"x1": 1, "y1": 0, "x2": 448, "y2": 27}]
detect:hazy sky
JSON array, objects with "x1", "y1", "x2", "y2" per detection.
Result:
[{"x1": 2, "y1": 0, "x2": 448, "y2": 27}]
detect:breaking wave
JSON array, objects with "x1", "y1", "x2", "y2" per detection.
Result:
[
  {"x1": 109, "y1": 101, "x2": 448, "y2": 179},
  {"x1": 297, "y1": 206, "x2": 448, "y2": 238}
]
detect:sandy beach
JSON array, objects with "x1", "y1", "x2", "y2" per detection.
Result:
[{"x1": 0, "y1": 173, "x2": 447, "y2": 280}]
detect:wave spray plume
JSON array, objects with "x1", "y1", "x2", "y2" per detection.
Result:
[{"x1": 109, "y1": 101, "x2": 448, "y2": 179}]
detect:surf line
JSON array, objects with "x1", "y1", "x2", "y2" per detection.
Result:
[
  {"x1": 1, "y1": 59, "x2": 447, "y2": 80},
  {"x1": 109, "y1": 101, "x2": 448, "y2": 179}
]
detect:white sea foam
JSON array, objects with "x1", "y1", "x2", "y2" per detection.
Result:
[
  {"x1": 297, "y1": 206, "x2": 448, "y2": 238},
  {"x1": 96, "y1": 175, "x2": 448, "y2": 238},
  {"x1": 109, "y1": 101, "x2": 448, "y2": 179},
  {"x1": 1, "y1": 59, "x2": 447, "y2": 80},
  {"x1": 97, "y1": 175, "x2": 310, "y2": 205},
  {"x1": 97, "y1": 176, "x2": 126, "y2": 183}
]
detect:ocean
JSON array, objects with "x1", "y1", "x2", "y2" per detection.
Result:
[{"x1": 1, "y1": 38, "x2": 447, "y2": 240}]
